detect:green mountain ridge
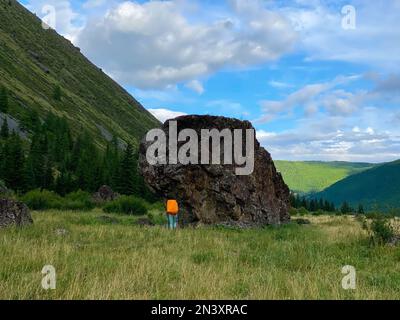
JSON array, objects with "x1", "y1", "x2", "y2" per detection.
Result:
[
  {"x1": 316, "y1": 160, "x2": 400, "y2": 210},
  {"x1": 0, "y1": 0, "x2": 159, "y2": 149},
  {"x1": 274, "y1": 160, "x2": 376, "y2": 194}
]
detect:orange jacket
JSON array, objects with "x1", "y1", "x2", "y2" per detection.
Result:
[{"x1": 166, "y1": 200, "x2": 179, "y2": 215}]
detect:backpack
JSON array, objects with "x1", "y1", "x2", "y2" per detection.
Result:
[{"x1": 167, "y1": 200, "x2": 179, "y2": 215}]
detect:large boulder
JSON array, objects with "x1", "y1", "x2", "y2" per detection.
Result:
[
  {"x1": 0, "y1": 198, "x2": 33, "y2": 228},
  {"x1": 139, "y1": 115, "x2": 290, "y2": 227}
]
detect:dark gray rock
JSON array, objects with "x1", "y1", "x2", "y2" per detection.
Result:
[
  {"x1": 293, "y1": 218, "x2": 311, "y2": 225},
  {"x1": 0, "y1": 198, "x2": 33, "y2": 228},
  {"x1": 92, "y1": 185, "x2": 119, "y2": 204},
  {"x1": 136, "y1": 218, "x2": 155, "y2": 227},
  {"x1": 139, "y1": 115, "x2": 291, "y2": 227}
]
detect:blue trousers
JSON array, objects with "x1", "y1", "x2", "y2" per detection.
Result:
[{"x1": 167, "y1": 214, "x2": 178, "y2": 229}]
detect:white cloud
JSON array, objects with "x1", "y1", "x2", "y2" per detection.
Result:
[
  {"x1": 185, "y1": 80, "x2": 204, "y2": 95},
  {"x1": 83, "y1": 0, "x2": 106, "y2": 9},
  {"x1": 280, "y1": 0, "x2": 400, "y2": 71},
  {"x1": 258, "y1": 75, "x2": 363, "y2": 122},
  {"x1": 258, "y1": 126, "x2": 400, "y2": 162},
  {"x1": 147, "y1": 108, "x2": 187, "y2": 123},
  {"x1": 268, "y1": 80, "x2": 294, "y2": 89},
  {"x1": 256, "y1": 103, "x2": 400, "y2": 162},
  {"x1": 76, "y1": 0, "x2": 296, "y2": 89}
]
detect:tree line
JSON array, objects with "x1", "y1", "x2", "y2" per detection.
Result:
[
  {"x1": 290, "y1": 193, "x2": 365, "y2": 215},
  {"x1": 0, "y1": 87, "x2": 154, "y2": 201}
]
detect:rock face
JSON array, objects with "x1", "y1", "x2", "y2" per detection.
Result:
[
  {"x1": 139, "y1": 115, "x2": 291, "y2": 227},
  {"x1": 0, "y1": 198, "x2": 33, "y2": 228}
]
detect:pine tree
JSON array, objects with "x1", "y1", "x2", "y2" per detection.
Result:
[
  {"x1": 74, "y1": 132, "x2": 102, "y2": 192},
  {"x1": 26, "y1": 130, "x2": 53, "y2": 190},
  {"x1": 55, "y1": 169, "x2": 74, "y2": 196},
  {"x1": 319, "y1": 198, "x2": 324, "y2": 211},
  {"x1": 3, "y1": 132, "x2": 25, "y2": 191},
  {"x1": 116, "y1": 143, "x2": 138, "y2": 195},
  {"x1": 357, "y1": 204, "x2": 365, "y2": 215},
  {"x1": 340, "y1": 201, "x2": 352, "y2": 215},
  {"x1": 295, "y1": 194, "x2": 301, "y2": 208},
  {"x1": 0, "y1": 87, "x2": 9, "y2": 113},
  {"x1": 1, "y1": 118, "x2": 9, "y2": 138},
  {"x1": 308, "y1": 199, "x2": 315, "y2": 212},
  {"x1": 102, "y1": 136, "x2": 120, "y2": 188},
  {"x1": 301, "y1": 197, "x2": 308, "y2": 209},
  {"x1": 289, "y1": 193, "x2": 296, "y2": 207}
]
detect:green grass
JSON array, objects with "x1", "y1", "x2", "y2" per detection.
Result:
[
  {"x1": 1, "y1": 210, "x2": 399, "y2": 299},
  {"x1": 275, "y1": 161, "x2": 376, "y2": 194},
  {"x1": 0, "y1": 0, "x2": 159, "y2": 149}
]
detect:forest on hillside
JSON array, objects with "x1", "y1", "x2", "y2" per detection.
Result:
[{"x1": 0, "y1": 86, "x2": 155, "y2": 202}]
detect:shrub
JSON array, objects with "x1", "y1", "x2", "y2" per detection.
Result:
[
  {"x1": 20, "y1": 189, "x2": 95, "y2": 211},
  {"x1": 358, "y1": 214, "x2": 395, "y2": 245},
  {"x1": 370, "y1": 218, "x2": 394, "y2": 244},
  {"x1": 64, "y1": 190, "x2": 95, "y2": 210},
  {"x1": 313, "y1": 209, "x2": 325, "y2": 216},
  {"x1": 289, "y1": 208, "x2": 298, "y2": 216},
  {"x1": 103, "y1": 196, "x2": 148, "y2": 216},
  {"x1": 298, "y1": 207, "x2": 309, "y2": 216},
  {"x1": 147, "y1": 211, "x2": 167, "y2": 225},
  {"x1": 21, "y1": 189, "x2": 63, "y2": 210}
]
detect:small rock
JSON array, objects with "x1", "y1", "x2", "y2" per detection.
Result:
[
  {"x1": 55, "y1": 228, "x2": 68, "y2": 236},
  {"x1": 92, "y1": 185, "x2": 119, "y2": 204},
  {"x1": 388, "y1": 235, "x2": 400, "y2": 246},
  {"x1": 0, "y1": 198, "x2": 33, "y2": 228},
  {"x1": 293, "y1": 218, "x2": 311, "y2": 225},
  {"x1": 136, "y1": 218, "x2": 155, "y2": 227}
]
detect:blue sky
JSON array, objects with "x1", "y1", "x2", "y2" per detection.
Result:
[{"x1": 20, "y1": 0, "x2": 400, "y2": 162}]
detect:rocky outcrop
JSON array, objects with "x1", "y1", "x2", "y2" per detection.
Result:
[
  {"x1": 139, "y1": 115, "x2": 291, "y2": 227},
  {"x1": 0, "y1": 198, "x2": 33, "y2": 228}
]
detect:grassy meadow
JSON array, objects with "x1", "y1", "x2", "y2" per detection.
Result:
[
  {"x1": 1, "y1": 210, "x2": 400, "y2": 300},
  {"x1": 275, "y1": 161, "x2": 375, "y2": 194}
]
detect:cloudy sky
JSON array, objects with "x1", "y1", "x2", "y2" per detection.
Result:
[{"x1": 20, "y1": 0, "x2": 400, "y2": 162}]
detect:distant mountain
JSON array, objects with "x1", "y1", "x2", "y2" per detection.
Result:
[
  {"x1": 0, "y1": 0, "x2": 159, "y2": 148},
  {"x1": 316, "y1": 160, "x2": 400, "y2": 210},
  {"x1": 275, "y1": 160, "x2": 376, "y2": 194}
]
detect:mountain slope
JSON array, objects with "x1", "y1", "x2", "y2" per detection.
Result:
[
  {"x1": 316, "y1": 160, "x2": 400, "y2": 210},
  {"x1": 275, "y1": 161, "x2": 376, "y2": 194},
  {"x1": 0, "y1": 0, "x2": 159, "y2": 148}
]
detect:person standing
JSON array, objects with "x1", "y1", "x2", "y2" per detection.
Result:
[{"x1": 166, "y1": 199, "x2": 179, "y2": 230}]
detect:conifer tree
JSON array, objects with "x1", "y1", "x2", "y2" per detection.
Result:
[
  {"x1": 3, "y1": 132, "x2": 25, "y2": 191},
  {"x1": 340, "y1": 201, "x2": 352, "y2": 214},
  {"x1": 1, "y1": 118, "x2": 9, "y2": 138},
  {"x1": 116, "y1": 143, "x2": 138, "y2": 195},
  {"x1": 102, "y1": 136, "x2": 120, "y2": 188},
  {"x1": 75, "y1": 132, "x2": 101, "y2": 191}
]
